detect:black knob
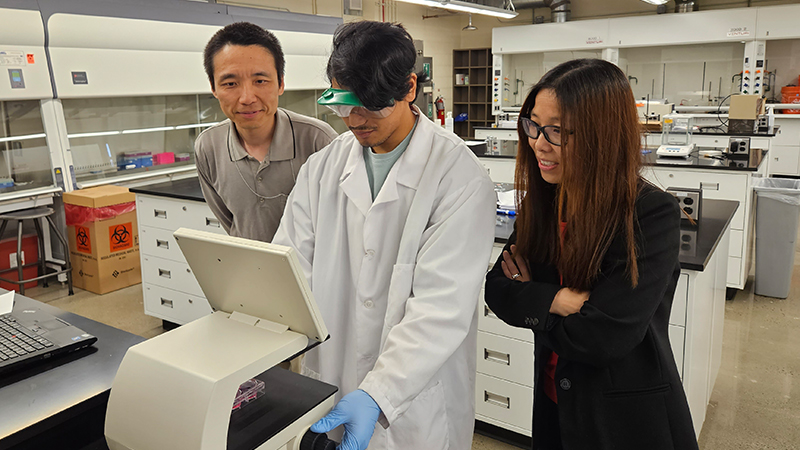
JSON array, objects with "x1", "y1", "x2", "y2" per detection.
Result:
[{"x1": 300, "y1": 430, "x2": 337, "y2": 450}]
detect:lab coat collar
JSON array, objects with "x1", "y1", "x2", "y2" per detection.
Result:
[
  {"x1": 226, "y1": 109, "x2": 293, "y2": 162},
  {"x1": 393, "y1": 106, "x2": 433, "y2": 191},
  {"x1": 339, "y1": 139, "x2": 372, "y2": 217}
]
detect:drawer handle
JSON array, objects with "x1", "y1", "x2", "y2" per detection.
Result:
[
  {"x1": 484, "y1": 391, "x2": 510, "y2": 409},
  {"x1": 205, "y1": 217, "x2": 221, "y2": 228},
  {"x1": 160, "y1": 298, "x2": 174, "y2": 308},
  {"x1": 700, "y1": 182, "x2": 719, "y2": 191},
  {"x1": 158, "y1": 268, "x2": 171, "y2": 279},
  {"x1": 484, "y1": 305, "x2": 499, "y2": 320},
  {"x1": 154, "y1": 209, "x2": 167, "y2": 219},
  {"x1": 156, "y1": 239, "x2": 169, "y2": 249},
  {"x1": 484, "y1": 348, "x2": 510, "y2": 365}
]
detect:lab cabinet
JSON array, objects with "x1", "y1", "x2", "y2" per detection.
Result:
[
  {"x1": 641, "y1": 167, "x2": 760, "y2": 290},
  {"x1": 136, "y1": 193, "x2": 224, "y2": 325}
]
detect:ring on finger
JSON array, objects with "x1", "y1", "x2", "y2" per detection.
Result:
[{"x1": 512, "y1": 273, "x2": 521, "y2": 280}]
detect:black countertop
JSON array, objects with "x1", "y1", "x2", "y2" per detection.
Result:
[
  {"x1": 643, "y1": 148, "x2": 766, "y2": 171},
  {"x1": 130, "y1": 177, "x2": 206, "y2": 202},
  {"x1": 494, "y1": 198, "x2": 738, "y2": 272},
  {"x1": 0, "y1": 292, "x2": 145, "y2": 447}
]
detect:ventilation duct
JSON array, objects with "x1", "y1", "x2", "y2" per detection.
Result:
[{"x1": 503, "y1": 0, "x2": 571, "y2": 22}]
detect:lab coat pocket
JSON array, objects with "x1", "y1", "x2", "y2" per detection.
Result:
[
  {"x1": 387, "y1": 380, "x2": 450, "y2": 449},
  {"x1": 380, "y1": 264, "x2": 415, "y2": 348}
]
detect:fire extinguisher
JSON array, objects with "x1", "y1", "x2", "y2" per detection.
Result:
[{"x1": 435, "y1": 96, "x2": 445, "y2": 125}]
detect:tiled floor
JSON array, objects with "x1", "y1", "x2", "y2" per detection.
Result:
[{"x1": 27, "y1": 238, "x2": 800, "y2": 449}]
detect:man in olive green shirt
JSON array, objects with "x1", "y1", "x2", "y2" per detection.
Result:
[{"x1": 196, "y1": 22, "x2": 337, "y2": 242}]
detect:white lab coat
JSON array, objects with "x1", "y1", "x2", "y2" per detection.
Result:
[{"x1": 273, "y1": 109, "x2": 495, "y2": 450}]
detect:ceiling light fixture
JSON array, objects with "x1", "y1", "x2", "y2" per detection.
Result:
[
  {"x1": 463, "y1": 14, "x2": 477, "y2": 31},
  {"x1": 639, "y1": 0, "x2": 669, "y2": 4},
  {"x1": 397, "y1": 0, "x2": 518, "y2": 19}
]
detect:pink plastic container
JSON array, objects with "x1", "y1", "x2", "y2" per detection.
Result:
[{"x1": 153, "y1": 152, "x2": 175, "y2": 165}]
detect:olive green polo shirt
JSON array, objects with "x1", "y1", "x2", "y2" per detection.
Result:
[{"x1": 195, "y1": 108, "x2": 338, "y2": 242}]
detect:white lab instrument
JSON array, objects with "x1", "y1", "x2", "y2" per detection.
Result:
[
  {"x1": 657, "y1": 114, "x2": 696, "y2": 158},
  {"x1": 104, "y1": 228, "x2": 338, "y2": 450}
]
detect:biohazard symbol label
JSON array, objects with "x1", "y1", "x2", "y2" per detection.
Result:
[
  {"x1": 76, "y1": 226, "x2": 91, "y2": 254},
  {"x1": 109, "y1": 223, "x2": 133, "y2": 253}
]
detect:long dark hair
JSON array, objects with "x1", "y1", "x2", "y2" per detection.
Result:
[{"x1": 514, "y1": 59, "x2": 642, "y2": 290}]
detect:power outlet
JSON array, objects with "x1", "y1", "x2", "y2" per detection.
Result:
[{"x1": 9, "y1": 251, "x2": 26, "y2": 268}]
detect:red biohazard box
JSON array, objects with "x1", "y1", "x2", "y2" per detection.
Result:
[
  {"x1": 63, "y1": 186, "x2": 141, "y2": 294},
  {"x1": 0, "y1": 235, "x2": 39, "y2": 292}
]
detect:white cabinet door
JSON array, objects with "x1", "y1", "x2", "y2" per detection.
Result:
[{"x1": 768, "y1": 145, "x2": 800, "y2": 176}]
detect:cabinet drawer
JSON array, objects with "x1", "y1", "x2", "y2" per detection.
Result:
[
  {"x1": 140, "y1": 226, "x2": 186, "y2": 263},
  {"x1": 670, "y1": 273, "x2": 688, "y2": 327},
  {"x1": 477, "y1": 331, "x2": 534, "y2": 387},
  {"x1": 668, "y1": 324, "x2": 685, "y2": 380},
  {"x1": 475, "y1": 373, "x2": 533, "y2": 433},
  {"x1": 143, "y1": 283, "x2": 213, "y2": 325},
  {"x1": 478, "y1": 293, "x2": 534, "y2": 343},
  {"x1": 772, "y1": 121, "x2": 800, "y2": 146},
  {"x1": 142, "y1": 255, "x2": 205, "y2": 297},
  {"x1": 182, "y1": 202, "x2": 227, "y2": 235},
  {"x1": 137, "y1": 195, "x2": 185, "y2": 230}
]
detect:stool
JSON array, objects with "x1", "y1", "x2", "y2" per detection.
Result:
[{"x1": 0, "y1": 207, "x2": 73, "y2": 296}]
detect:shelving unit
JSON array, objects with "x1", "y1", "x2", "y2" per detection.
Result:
[{"x1": 453, "y1": 48, "x2": 493, "y2": 139}]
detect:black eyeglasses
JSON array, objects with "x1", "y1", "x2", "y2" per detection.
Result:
[{"x1": 520, "y1": 117, "x2": 569, "y2": 147}]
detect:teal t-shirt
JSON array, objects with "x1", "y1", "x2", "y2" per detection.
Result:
[{"x1": 364, "y1": 118, "x2": 418, "y2": 200}]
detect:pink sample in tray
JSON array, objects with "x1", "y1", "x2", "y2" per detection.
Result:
[
  {"x1": 232, "y1": 378, "x2": 266, "y2": 412},
  {"x1": 153, "y1": 152, "x2": 175, "y2": 165}
]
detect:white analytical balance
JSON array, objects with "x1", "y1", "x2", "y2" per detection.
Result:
[
  {"x1": 105, "y1": 228, "x2": 338, "y2": 450},
  {"x1": 656, "y1": 114, "x2": 696, "y2": 158}
]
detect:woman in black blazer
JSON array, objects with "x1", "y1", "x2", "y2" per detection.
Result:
[{"x1": 484, "y1": 59, "x2": 698, "y2": 450}]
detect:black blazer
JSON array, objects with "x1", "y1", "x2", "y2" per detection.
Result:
[{"x1": 485, "y1": 182, "x2": 698, "y2": 450}]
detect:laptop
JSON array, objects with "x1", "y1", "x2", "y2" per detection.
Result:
[{"x1": 0, "y1": 291, "x2": 98, "y2": 375}]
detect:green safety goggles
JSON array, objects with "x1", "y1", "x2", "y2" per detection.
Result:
[{"x1": 317, "y1": 88, "x2": 395, "y2": 119}]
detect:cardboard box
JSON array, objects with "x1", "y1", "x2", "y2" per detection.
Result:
[
  {"x1": 63, "y1": 186, "x2": 141, "y2": 294},
  {"x1": 729, "y1": 94, "x2": 765, "y2": 120}
]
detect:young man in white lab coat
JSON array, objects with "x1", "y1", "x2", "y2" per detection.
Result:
[{"x1": 272, "y1": 21, "x2": 496, "y2": 450}]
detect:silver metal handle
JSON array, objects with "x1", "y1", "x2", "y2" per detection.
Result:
[
  {"x1": 154, "y1": 209, "x2": 167, "y2": 219},
  {"x1": 484, "y1": 391, "x2": 510, "y2": 409},
  {"x1": 158, "y1": 268, "x2": 171, "y2": 279},
  {"x1": 160, "y1": 298, "x2": 173, "y2": 308},
  {"x1": 484, "y1": 305, "x2": 499, "y2": 320},
  {"x1": 156, "y1": 239, "x2": 169, "y2": 249},
  {"x1": 700, "y1": 182, "x2": 719, "y2": 191},
  {"x1": 205, "y1": 217, "x2": 221, "y2": 228},
  {"x1": 484, "y1": 348, "x2": 510, "y2": 365}
]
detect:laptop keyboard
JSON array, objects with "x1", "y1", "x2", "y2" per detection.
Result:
[{"x1": 0, "y1": 315, "x2": 54, "y2": 362}]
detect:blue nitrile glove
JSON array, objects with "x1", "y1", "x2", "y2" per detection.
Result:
[{"x1": 310, "y1": 389, "x2": 381, "y2": 450}]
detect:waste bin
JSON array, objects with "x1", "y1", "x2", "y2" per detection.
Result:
[{"x1": 753, "y1": 178, "x2": 800, "y2": 298}]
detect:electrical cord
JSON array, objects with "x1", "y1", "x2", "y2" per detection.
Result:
[
  {"x1": 716, "y1": 94, "x2": 732, "y2": 128},
  {"x1": 233, "y1": 109, "x2": 297, "y2": 200}
]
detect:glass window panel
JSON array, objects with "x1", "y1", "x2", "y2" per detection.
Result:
[
  {"x1": 503, "y1": 51, "x2": 603, "y2": 107},
  {"x1": 0, "y1": 100, "x2": 54, "y2": 192},
  {"x1": 63, "y1": 95, "x2": 224, "y2": 184},
  {"x1": 620, "y1": 43, "x2": 744, "y2": 106},
  {"x1": 764, "y1": 39, "x2": 800, "y2": 104}
]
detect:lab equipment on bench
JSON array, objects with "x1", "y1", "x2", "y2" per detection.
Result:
[
  {"x1": 104, "y1": 228, "x2": 339, "y2": 450},
  {"x1": 657, "y1": 114, "x2": 696, "y2": 158}
]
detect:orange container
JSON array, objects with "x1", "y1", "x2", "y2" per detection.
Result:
[{"x1": 782, "y1": 86, "x2": 800, "y2": 114}]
